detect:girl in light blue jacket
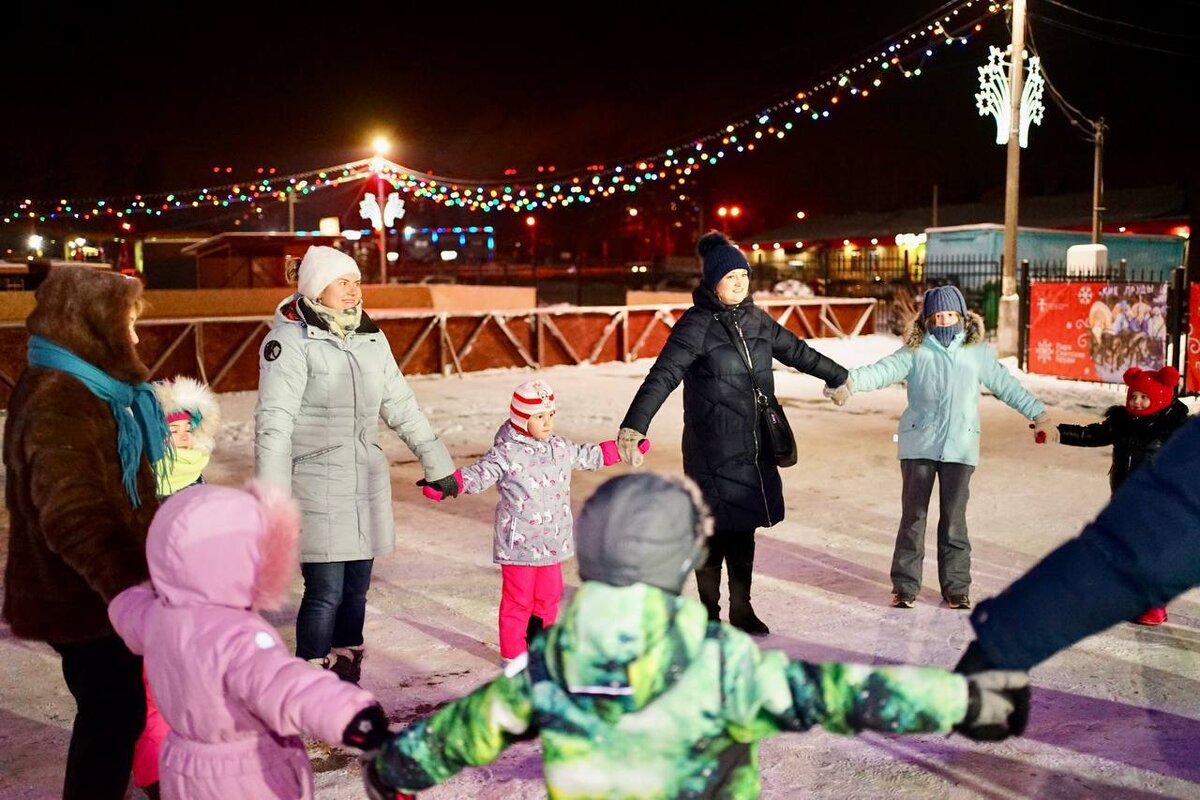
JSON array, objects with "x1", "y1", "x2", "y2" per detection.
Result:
[{"x1": 834, "y1": 286, "x2": 1053, "y2": 611}]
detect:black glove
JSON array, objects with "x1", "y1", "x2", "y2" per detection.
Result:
[
  {"x1": 954, "y1": 670, "x2": 1031, "y2": 742},
  {"x1": 342, "y1": 704, "x2": 391, "y2": 751},
  {"x1": 415, "y1": 473, "x2": 460, "y2": 499},
  {"x1": 953, "y1": 639, "x2": 998, "y2": 675},
  {"x1": 362, "y1": 754, "x2": 416, "y2": 800}
]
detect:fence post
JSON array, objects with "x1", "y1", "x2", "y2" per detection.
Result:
[
  {"x1": 1017, "y1": 259, "x2": 1030, "y2": 372},
  {"x1": 1169, "y1": 264, "x2": 1187, "y2": 378}
]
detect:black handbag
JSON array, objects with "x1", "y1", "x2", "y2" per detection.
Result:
[
  {"x1": 720, "y1": 314, "x2": 798, "y2": 468},
  {"x1": 757, "y1": 390, "x2": 798, "y2": 468}
]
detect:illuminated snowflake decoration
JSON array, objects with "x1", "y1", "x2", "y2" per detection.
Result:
[
  {"x1": 1077, "y1": 286, "x2": 1093, "y2": 304},
  {"x1": 1035, "y1": 339, "x2": 1054, "y2": 362},
  {"x1": 976, "y1": 46, "x2": 1045, "y2": 148}
]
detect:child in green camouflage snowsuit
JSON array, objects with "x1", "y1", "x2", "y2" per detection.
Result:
[{"x1": 364, "y1": 473, "x2": 1030, "y2": 800}]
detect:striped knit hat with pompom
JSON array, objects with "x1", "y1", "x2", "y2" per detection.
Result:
[{"x1": 510, "y1": 379, "x2": 556, "y2": 435}]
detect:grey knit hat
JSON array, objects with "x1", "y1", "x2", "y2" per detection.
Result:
[
  {"x1": 922, "y1": 285, "x2": 968, "y2": 320},
  {"x1": 575, "y1": 473, "x2": 712, "y2": 594},
  {"x1": 698, "y1": 231, "x2": 750, "y2": 290}
]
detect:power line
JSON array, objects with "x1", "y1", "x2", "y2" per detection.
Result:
[
  {"x1": 1028, "y1": 13, "x2": 1198, "y2": 57},
  {"x1": 1039, "y1": 0, "x2": 1200, "y2": 41}
]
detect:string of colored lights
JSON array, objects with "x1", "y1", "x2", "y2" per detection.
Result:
[{"x1": 3, "y1": 0, "x2": 1003, "y2": 224}]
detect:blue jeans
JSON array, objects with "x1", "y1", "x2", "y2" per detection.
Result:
[{"x1": 295, "y1": 559, "x2": 373, "y2": 660}]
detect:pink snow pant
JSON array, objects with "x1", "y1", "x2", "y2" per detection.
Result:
[
  {"x1": 133, "y1": 666, "x2": 169, "y2": 788},
  {"x1": 499, "y1": 563, "x2": 563, "y2": 659}
]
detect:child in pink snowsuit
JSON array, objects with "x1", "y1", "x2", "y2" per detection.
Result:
[
  {"x1": 132, "y1": 375, "x2": 224, "y2": 798},
  {"x1": 422, "y1": 378, "x2": 649, "y2": 662},
  {"x1": 108, "y1": 481, "x2": 391, "y2": 800}
]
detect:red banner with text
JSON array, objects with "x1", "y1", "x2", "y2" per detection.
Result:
[{"x1": 1028, "y1": 281, "x2": 1169, "y2": 383}]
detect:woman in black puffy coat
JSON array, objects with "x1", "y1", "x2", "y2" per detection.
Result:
[{"x1": 617, "y1": 232, "x2": 850, "y2": 635}]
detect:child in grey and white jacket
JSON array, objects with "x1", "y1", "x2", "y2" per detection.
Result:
[{"x1": 421, "y1": 378, "x2": 649, "y2": 662}]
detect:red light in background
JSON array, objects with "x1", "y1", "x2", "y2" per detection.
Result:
[{"x1": 525, "y1": 216, "x2": 537, "y2": 227}]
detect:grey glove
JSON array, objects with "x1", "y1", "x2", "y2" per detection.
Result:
[
  {"x1": 822, "y1": 377, "x2": 854, "y2": 407},
  {"x1": 617, "y1": 427, "x2": 648, "y2": 468},
  {"x1": 955, "y1": 670, "x2": 1031, "y2": 741}
]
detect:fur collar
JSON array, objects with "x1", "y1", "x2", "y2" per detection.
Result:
[
  {"x1": 903, "y1": 311, "x2": 985, "y2": 350},
  {"x1": 26, "y1": 266, "x2": 149, "y2": 383}
]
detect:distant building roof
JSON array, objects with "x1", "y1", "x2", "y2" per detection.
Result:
[
  {"x1": 747, "y1": 184, "x2": 1189, "y2": 246},
  {"x1": 180, "y1": 232, "x2": 347, "y2": 257}
]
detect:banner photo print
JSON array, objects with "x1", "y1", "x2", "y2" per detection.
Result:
[{"x1": 1029, "y1": 281, "x2": 1169, "y2": 383}]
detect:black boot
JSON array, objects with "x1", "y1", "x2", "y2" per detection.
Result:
[
  {"x1": 694, "y1": 567, "x2": 722, "y2": 622},
  {"x1": 330, "y1": 647, "x2": 365, "y2": 684},
  {"x1": 526, "y1": 615, "x2": 545, "y2": 645},
  {"x1": 727, "y1": 535, "x2": 769, "y2": 637}
]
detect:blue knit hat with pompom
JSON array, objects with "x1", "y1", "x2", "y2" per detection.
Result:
[{"x1": 698, "y1": 231, "x2": 750, "y2": 290}]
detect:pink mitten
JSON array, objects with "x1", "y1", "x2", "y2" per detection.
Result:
[
  {"x1": 600, "y1": 438, "x2": 652, "y2": 466},
  {"x1": 419, "y1": 470, "x2": 463, "y2": 501}
]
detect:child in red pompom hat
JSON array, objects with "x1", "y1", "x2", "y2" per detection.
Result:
[
  {"x1": 1057, "y1": 365, "x2": 1190, "y2": 625},
  {"x1": 419, "y1": 378, "x2": 651, "y2": 664}
]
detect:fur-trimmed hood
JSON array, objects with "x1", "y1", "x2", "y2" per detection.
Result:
[
  {"x1": 903, "y1": 310, "x2": 986, "y2": 349},
  {"x1": 26, "y1": 266, "x2": 149, "y2": 383},
  {"x1": 154, "y1": 375, "x2": 222, "y2": 454},
  {"x1": 146, "y1": 481, "x2": 299, "y2": 611}
]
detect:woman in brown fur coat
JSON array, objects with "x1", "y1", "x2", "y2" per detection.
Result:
[{"x1": 3, "y1": 266, "x2": 168, "y2": 800}]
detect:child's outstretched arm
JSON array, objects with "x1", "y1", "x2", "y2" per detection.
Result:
[
  {"x1": 847, "y1": 346, "x2": 915, "y2": 394},
  {"x1": 1057, "y1": 412, "x2": 1118, "y2": 448},
  {"x1": 570, "y1": 437, "x2": 651, "y2": 470},
  {"x1": 366, "y1": 666, "x2": 535, "y2": 795},
  {"x1": 107, "y1": 582, "x2": 157, "y2": 655},
  {"x1": 224, "y1": 622, "x2": 378, "y2": 747},
  {"x1": 723, "y1": 641, "x2": 1028, "y2": 742}
]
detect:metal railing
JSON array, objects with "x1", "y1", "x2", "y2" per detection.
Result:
[{"x1": 0, "y1": 297, "x2": 877, "y2": 409}]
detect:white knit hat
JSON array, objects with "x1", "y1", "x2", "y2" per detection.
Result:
[
  {"x1": 297, "y1": 245, "x2": 361, "y2": 301},
  {"x1": 510, "y1": 379, "x2": 555, "y2": 435}
]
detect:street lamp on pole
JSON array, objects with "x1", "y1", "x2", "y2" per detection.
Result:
[{"x1": 371, "y1": 137, "x2": 391, "y2": 284}]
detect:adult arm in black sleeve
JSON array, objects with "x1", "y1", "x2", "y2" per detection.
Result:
[
  {"x1": 620, "y1": 311, "x2": 706, "y2": 434},
  {"x1": 768, "y1": 315, "x2": 849, "y2": 388}
]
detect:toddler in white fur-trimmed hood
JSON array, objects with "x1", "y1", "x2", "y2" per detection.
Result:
[{"x1": 153, "y1": 375, "x2": 221, "y2": 496}]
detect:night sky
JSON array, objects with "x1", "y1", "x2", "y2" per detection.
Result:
[{"x1": 3, "y1": 2, "x2": 1196, "y2": 247}]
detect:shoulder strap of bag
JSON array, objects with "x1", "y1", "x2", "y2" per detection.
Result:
[{"x1": 715, "y1": 312, "x2": 771, "y2": 407}]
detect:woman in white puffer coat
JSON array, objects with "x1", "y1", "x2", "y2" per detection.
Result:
[{"x1": 255, "y1": 245, "x2": 457, "y2": 684}]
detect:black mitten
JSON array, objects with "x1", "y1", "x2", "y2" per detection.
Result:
[
  {"x1": 416, "y1": 473, "x2": 461, "y2": 499},
  {"x1": 343, "y1": 704, "x2": 391, "y2": 751},
  {"x1": 954, "y1": 671, "x2": 1031, "y2": 742},
  {"x1": 362, "y1": 754, "x2": 416, "y2": 800},
  {"x1": 953, "y1": 639, "x2": 997, "y2": 675}
]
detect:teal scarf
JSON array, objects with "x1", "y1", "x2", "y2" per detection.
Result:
[{"x1": 27, "y1": 335, "x2": 170, "y2": 508}]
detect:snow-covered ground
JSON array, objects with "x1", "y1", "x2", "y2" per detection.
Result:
[{"x1": 2, "y1": 332, "x2": 1198, "y2": 799}]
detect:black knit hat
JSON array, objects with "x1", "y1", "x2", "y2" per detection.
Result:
[{"x1": 698, "y1": 231, "x2": 750, "y2": 290}]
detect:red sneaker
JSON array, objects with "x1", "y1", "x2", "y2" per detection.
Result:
[{"x1": 1133, "y1": 607, "x2": 1168, "y2": 626}]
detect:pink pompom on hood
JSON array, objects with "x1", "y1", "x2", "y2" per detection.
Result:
[{"x1": 146, "y1": 480, "x2": 299, "y2": 612}]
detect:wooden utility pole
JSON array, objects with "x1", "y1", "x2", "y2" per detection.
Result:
[{"x1": 997, "y1": 0, "x2": 1027, "y2": 356}]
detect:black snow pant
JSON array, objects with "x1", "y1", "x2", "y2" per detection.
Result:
[
  {"x1": 50, "y1": 634, "x2": 146, "y2": 800},
  {"x1": 891, "y1": 458, "x2": 975, "y2": 598}
]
